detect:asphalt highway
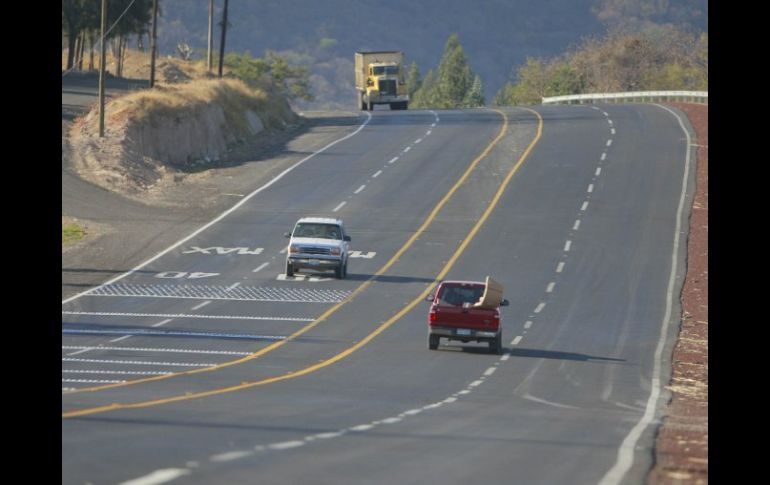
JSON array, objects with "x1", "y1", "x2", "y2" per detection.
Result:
[{"x1": 62, "y1": 104, "x2": 695, "y2": 485}]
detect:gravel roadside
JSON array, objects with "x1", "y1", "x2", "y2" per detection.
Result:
[{"x1": 648, "y1": 103, "x2": 708, "y2": 484}]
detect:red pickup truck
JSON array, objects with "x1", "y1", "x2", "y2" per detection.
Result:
[{"x1": 426, "y1": 279, "x2": 509, "y2": 354}]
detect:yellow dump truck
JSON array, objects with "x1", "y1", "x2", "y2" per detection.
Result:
[{"x1": 355, "y1": 51, "x2": 409, "y2": 111}]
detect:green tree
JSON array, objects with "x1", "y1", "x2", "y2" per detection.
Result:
[
  {"x1": 406, "y1": 61, "x2": 422, "y2": 99},
  {"x1": 463, "y1": 75, "x2": 485, "y2": 107},
  {"x1": 224, "y1": 50, "x2": 314, "y2": 102},
  {"x1": 411, "y1": 69, "x2": 439, "y2": 108},
  {"x1": 436, "y1": 34, "x2": 474, "y2": 108}
]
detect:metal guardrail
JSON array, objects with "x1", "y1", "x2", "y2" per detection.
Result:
[{"x1": 541, "y1": 91, "x2": 708, "y2": 105}]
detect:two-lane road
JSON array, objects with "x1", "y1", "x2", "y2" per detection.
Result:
[{"x1": 62, "y1": 104, "x2": 694, "y2": 485}]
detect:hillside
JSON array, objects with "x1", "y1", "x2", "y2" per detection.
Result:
[{"x1": 155, "y1": 0, "x2": 707, "y2": 109}]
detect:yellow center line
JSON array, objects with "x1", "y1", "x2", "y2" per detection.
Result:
[{"x1": 63, "y1": 108, "x2": 543, "y2": 418}]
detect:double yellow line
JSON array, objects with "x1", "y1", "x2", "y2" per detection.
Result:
[{"x1": 63, "y1": 108, "x2": 543, "y2": 418}]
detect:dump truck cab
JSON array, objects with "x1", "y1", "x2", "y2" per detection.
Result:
[{"x1": 355, "y1": 51, "x2": 409, "y2": 111}]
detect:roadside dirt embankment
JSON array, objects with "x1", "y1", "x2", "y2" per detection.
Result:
[{"x1": 69, "y1": 78, "x2": 298, "y2": 198}]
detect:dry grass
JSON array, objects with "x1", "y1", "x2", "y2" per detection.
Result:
[
  {"x1": 62, "y1": 47, "x2": 217, "y2": 82},
  {"x1": 95, "y1": 78, "x2": 294, "y2": 135}
]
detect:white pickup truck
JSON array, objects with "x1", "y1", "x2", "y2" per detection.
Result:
[{"x1": 284, "y1": 217, "x2": 351, "y2": 279}]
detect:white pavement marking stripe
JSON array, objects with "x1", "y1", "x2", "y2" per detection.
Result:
[
  {"x1": 191, "y1": 301, "x2": 210, "y2": 310},
  {"x1": 483, "y1": 367, "x2": 496, "y2": 376},
  {"x1": 269, "y1": 441, "x2": 305, "y2": 450},
  {"x1": 596, "y1": 167, "x2": 602, "y2": 176},
  {"x1": 226, "y1": 282, "x2": 241, "y2": 291},
  {"x1": 611, "y1": 128, "x2": 616, "y2": 134},
  {"x1": 84, "y1": 283, "x2": 351, "y2": 303},
  {"x1": 534, "y1": 303, "x2": 546, "y2": 313},
  {"x1": 606, "y1": 139, "x2": 613, "y2": 147},
  {"x1": 415, "y1": 138, "x2": 422, "y2": 144},
  {"x1": 573, "y1": 220, "x2": 581, "y2": 231},
  {"x1": 63, "y1": 112, "x2": 373, "y2": 305},
  {"x1": 388, "y1": 157, "x2": 399, "y2": 164},
  {"x1": 564, "y1": 240, "x2": 572, "y2": 252},
  {"x1": 63, "y1": 329, "x2": 286, "y2": 341},
  {"x1": 581, "y1": 201, "x2": 589, "y2": 211},
  {"x1": 546, "y1": 282, "x2": 555, "y2": 293},
  {"x1": 119, "y1": 468, "x2": 191, "y2": 485},
  {"x1": 524, "y1": 321, "x2": 533, "y2": 329},
  {"x1": 110, "y1": 336, "x2": 131, "y2": 343},
  {"x1": 598, "y1": 104, "x2": 695, "y2": 485},
  {"x1": 62, "y1": 311, "x2": 313, "y2": 322},
  {"x1": 403, "y1": 146, "x2": 411, "y2": 153},
  {"x1": 63, "y1": 369, "x2": 171, "y2": 376},
  {"x1": 333, "y1": 201, "x2": 346, "y2": 212},
  {"x1": 511, "y1": 336, "x2": 523, "y2": 345},
  {"x1": 62, "y1": 358, "x2": 216, "y2": 367},
  {"x1": 252, "y1": 262, "x2": 269, "y2": 273},
  {"x1": 210, "y1": 451, "x2": 252, "y2": 462},
  {"x1": 66, "y1": 348, "x2": 92, "y2": 356},
  {"x1": 62, "y1": 346, "x2": 253, "y2": 356},
  {"x1": 372, "y1": 170, "x2": 382, "y2": 178},
  {"x1": 556, "y1": 262, "x2": 565, "y2": 273},
  {"x1": 426, "y1": 130, "x2": 432, "y2": 135},
  {"x1": 63, "y1": 379, "x2": 126, "y2": 384},
  {"x1": 354, "y1": 185, "x2": 366, "y2": 194},
  {"x1": 152, "y1": 319, "x2": 173, "y2": 328},
  {"x1": 601, "y1": 153, "x2": 607, "y2": 161},
  {"x1": 588, "y1": 184, "x2": 594, "y2": 193}
]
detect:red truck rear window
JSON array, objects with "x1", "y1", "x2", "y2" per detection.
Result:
[{"x1": 437, "y1": 284, "x2": 484, "y2": 306}]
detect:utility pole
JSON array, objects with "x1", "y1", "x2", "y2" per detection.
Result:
[
  {"x1": 149, "y1": 0, "x2": 159, "y2": 87},
  {"x1": 98, "y1": 0, "x2": 107, "y2": 138},
  {"x1": 218, "y1": 0, "x2": 229, "y2": 78},
  {"x1": 207, "y1": 0, "x2": 214, "y2": 72}
]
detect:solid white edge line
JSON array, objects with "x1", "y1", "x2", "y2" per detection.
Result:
[
  {"x1": 597, "y1": 104, "x2": 693, "y2": 485},
  {"x1": 62, "y1": 112, "x2": 373, "y2": 305}
]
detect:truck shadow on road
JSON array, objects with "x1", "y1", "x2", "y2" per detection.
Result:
[{"x1": 440, "y1": 345, "x2": 626, "y2": 363}]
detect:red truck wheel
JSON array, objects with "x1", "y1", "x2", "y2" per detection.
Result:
[{"x1": 428, "y1": 334, "x2": 439, "y2": 350}]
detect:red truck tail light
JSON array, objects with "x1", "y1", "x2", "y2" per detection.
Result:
[{"x1": 429, "y1": 308, "x2": 437, "y2": 323}]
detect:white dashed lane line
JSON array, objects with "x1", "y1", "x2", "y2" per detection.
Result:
[
  {"x1": 573, "y1": 220, "x2": 581, "y2": 231},
  {"x1": 534, "y1": 303, "x2": 546, "y2": 313},
  {"x1": 606, "y1": 139, "x2": 613, "y2": 147},
  {"x1": 596, "y1": 167, "x2": 602, "y2": 176},
  {"x1": 601, "y1": 153, "x2": 607, "y2": 161},
  {"x1": 581, "y1": 201, "x2": 589, "y2": 211},
  {"x1": 151, "y1": 319, "x2": 173, "y2": 328},
  {"x1": 388, "y1": 156, "x2": 398, "y2": 164},
  {"x1": 511, "y1": 336, "x2": 523, "y2": 345},
  {"x1": 354, "y1": 185, "x2": 366, "y2": 194},
  {"x1": 546, "y1": 282, "x2": 555, "y2": 293},
  {"x1": 556, "y1": 262, "x2": 565, "y2": 273},
  {"x1": 372, "y1": 170, "x2": 382, "y2": 178},
  {"x1": 191, "y1": 301, "x2": 211, "y2": 310},
  {"x1": 403, "y1": 146, "x2": 411, "y2": 153},
  {"x1": 588, "y1": 184, "x2": 594, "y2": 193},
  {"x1": 252, "y1": 262, "x2": 269, "y2": 273},
  {"x1": 564, "y1": 240, "x2": 572, "y2": 252}
]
